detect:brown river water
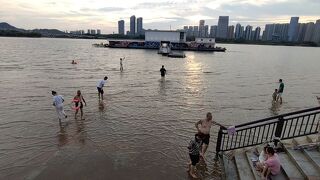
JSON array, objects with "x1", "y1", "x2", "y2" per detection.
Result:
[{"x1": 0, "y1": 37, "x2": 319, "y2": 179}]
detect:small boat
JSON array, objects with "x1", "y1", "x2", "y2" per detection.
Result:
[
  {"x1": 92, "y1": 43, "x2": 107, "y2": 47},
  {"x1": 168, "y1": 51, "x2": 186, "y2": 58},
  {"x1": 158, "y1": 41, "x2": 171, "y2": 55},
  {"x1": 213, "y1": 46, "x2": 226, "y2": 52}
]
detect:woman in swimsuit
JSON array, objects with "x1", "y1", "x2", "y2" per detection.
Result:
[{"x1": 73, "y1": 90, "x2": 86, "y2": 119}]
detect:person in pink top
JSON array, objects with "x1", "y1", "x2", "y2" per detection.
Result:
[{"x1": 262, "y1": 146, "x2": 281, "y2": 179}]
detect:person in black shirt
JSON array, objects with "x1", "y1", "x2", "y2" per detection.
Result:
[{"x1": 160, "y1": 65, "x2": 166, "y2": 77}]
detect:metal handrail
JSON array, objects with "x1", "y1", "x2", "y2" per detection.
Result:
[{"x1": 216, "y1": 106, "x2": 320, "y2": 154}]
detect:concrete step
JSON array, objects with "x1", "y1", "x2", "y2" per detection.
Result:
[
  {"x1": 293, "y1": 136, "x2": 320, "y2": 172},
  {"x1": 303, "y1": 149, "x2": 320, "y2": 172},
  {"x1": 286, "y1": 148, "x2": 320, "y2": 180},
  {"x1": 245, "y1": 151, "x2": 260, "y2": 180},
  {"x1": 234, "y1": 152, "x2": 255, "y2": 180},
  {"x1": 222, "y1": 155, "x2": 239, "y2": 180},
  {"x1": 277, "y1": 152, "x2": 305, "y2": 180}
]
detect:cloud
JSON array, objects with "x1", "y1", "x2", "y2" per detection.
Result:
[
  {"x1": 81, "y1": 7, "x2": 125, "y2": 12},
  {"x1": 0, "y1": 0, "x2": 319, "y2": 33}
]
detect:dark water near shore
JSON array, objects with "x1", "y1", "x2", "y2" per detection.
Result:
[{"x1": 0, "y1": 37, "x2": 319, "y2": 179}]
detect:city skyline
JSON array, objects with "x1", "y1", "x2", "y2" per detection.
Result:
[{"x1": 1, "y1": 0, "x2": 319, "y2": 34}]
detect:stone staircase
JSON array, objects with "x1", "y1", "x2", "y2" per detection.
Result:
[{"x1": 221, "y1": 135, "x2": 320, "y2": 180}]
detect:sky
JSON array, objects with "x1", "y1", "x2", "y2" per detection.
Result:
[{"x1": 0, "y1": 0, "x2": 319, "y2": 34}]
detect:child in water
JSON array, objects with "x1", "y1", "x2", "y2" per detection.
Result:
[
  {"x1": 187, "y1": 133, "x2": 202, "y2": 178},
  {"x1": 272, "y1": 89, "x2": 278, "y2": 102},
  {"x1": 73, "y1": 90, "x2": 86, "y2": 120}
]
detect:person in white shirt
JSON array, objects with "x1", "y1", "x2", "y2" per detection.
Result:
[
  {"x1": 97, "y1": 76, "x2": 108, "y2": 100},
  {"x1": 52, "y1": 91, "x2": 67, "y2": 125}
]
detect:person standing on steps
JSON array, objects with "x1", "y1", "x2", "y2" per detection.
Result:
[
  {"x1": 97, "y1": 76, "x2": 108, "y2": 100},
  {"x1": 195, "y1": 112, "x2": 224, "y2": 158},
  {"x1": 160, "y1": 65, "x2": 166, "y2": 77},
  {"x1": 52, "y1": 91, "x2": 67, "y2": 125},
  {"x1": 277, "y1": 79, "x2": 284, "y2": 104}
]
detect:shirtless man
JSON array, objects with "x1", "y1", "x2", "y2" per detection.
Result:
[{"x1": 195, "y1": 112, "x2": 223, "y2": 157}]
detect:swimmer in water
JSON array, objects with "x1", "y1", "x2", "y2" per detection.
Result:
[
  {"x1": 73, "y1": 90, "x2": 86, "y2": 120},
  {"x1": 71, "y1": 60, "x2": 77, "y2": 64}
]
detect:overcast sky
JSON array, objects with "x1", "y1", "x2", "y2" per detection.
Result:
[{"x1": 0, "y1": 0, "x2": 319, "y2": 34}]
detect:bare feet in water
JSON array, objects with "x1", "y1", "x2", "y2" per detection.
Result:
[{"x1": 189, "y1": 172, "x2": 198, "y2": 179}]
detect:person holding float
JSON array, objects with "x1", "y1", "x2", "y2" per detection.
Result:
[{"x1": 73, "y1": 90, "x2": 86, "y2": 120}]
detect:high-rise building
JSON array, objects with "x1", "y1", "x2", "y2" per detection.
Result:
[
  {"x1": 199, "y1": 20, "x2": 205, "y2": 26},
  {"x1": 137, "y1": 17, "x2": 143, "y2": 35},
  {"x1": 235, "y1": 23, "x2": 242, "y2": 39},
  {"x1": 187, "y1": 26, "x2": 194, "y2": 37},
  {"x1": 90, "y1": 29, "x2": 96, "y2": 34},
  {"x1": 193, "y1": 26, "x2": 199, "y2": 37},
  {"x1": 183, "y1": 26, "x2": 188, "y2": 30},
  {"x1": 87, "y1": 29, "x2": 90, "y2": 34},
  {"x1": 311, "y1": 19, "x2": 320, "y2": 43},
  {"x1": 209, "y1": 25, "x2": 217, "y2": 38},
  {"x1": 204, "y1": 25, "x2": 209, "y2": 37},
  {"x1": 263, "y1": 24, "x2": 275, "y2": 41},
  {"x1": 130, "y1": 15, "x2": 136, "y2": 36},
  {"x1": 97, "y1": 29, "x2": 101, "y2": 35},
  {"x1": 217, "y1": 16, "x2": 229, "y2": 39},
  {"x1": 296, "y1": 23, "x2": 307, "y2": 42},
  {"x1": 244, "y1": 25, "x2": 252, "y2": 40},
  {"x1": 227, "y1": 25, "x2": 234, "y2": 39},
  {"x1": 254, "y1": 27, "x2": 261, "y2": 41},
  {"x1": 288, "y1": 17, "x2": 299, "y2": 41},
  {"x1": 118, "y1": 20, "x2": 125, "y2": 35},
  {"x1": 199, "y1": 20, "x2": 205, "y2": 37},
  {"x1": 304, "y1": 22, "x2": 315, "y2": 42}
]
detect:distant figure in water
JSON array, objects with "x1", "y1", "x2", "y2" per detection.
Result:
[
  {"x1": 73, "y1": 90, "x2": 86, "y2": 120},
  {"x1": 187, "y1": 133, "x2": 202, "y2": 178},
  {"x1": 71, "y1": 60, "x2": 77, "y2": 64},
  {"x1": 272, "y1": 89, "x2": 278, "y2": 102},
  {"x1": 120, "y1": 57, "x2": 125, "y2": 72},
  {"x1": 97, "y1": 76, "x2": 108, "y2": 100},
  {"x1": 277, "y1": 79, "x2": 284, "y2": 104},
  {"x1": 52, "y1": 91, "x2": 67, "y2": 125},
  {"x1": 160, "y1": 65, "x2": 166, "y2": 77}
]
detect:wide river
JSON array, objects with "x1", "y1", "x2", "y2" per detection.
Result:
[{"x1": 0, "y1": 37, "x2": 319, "y2": 180}]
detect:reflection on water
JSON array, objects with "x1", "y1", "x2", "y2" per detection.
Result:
[
  {"x1": 0, "y1": 37, "x2": 320, "y2": 179},
  {"x1": 58, "y1": 124, "x2": 69, "y2": 147}
]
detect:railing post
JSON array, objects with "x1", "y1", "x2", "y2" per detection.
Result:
[
  {"x1": 274, "y1": 116, "x2": 284, "y2": 147},
  {"x1": 215, "y1": 126, "x2": 223, "y2": 159}
]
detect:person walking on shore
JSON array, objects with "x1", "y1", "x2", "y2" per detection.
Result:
[
  {"x1": 160, "y1": 65, "x2": 166, "y2": 77},
  {"x1": 52, "y1": 91, "x2": 67, "y2": 125},
  {"x1": 277, "y1": 79, "x2": 284, "y2": 104},
  {"x1": 97, "y1": 76, "x2": 108, "y2": 100},
  {"x1": 73, "y1": 90, "x2": 86, "y2": 120}
]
